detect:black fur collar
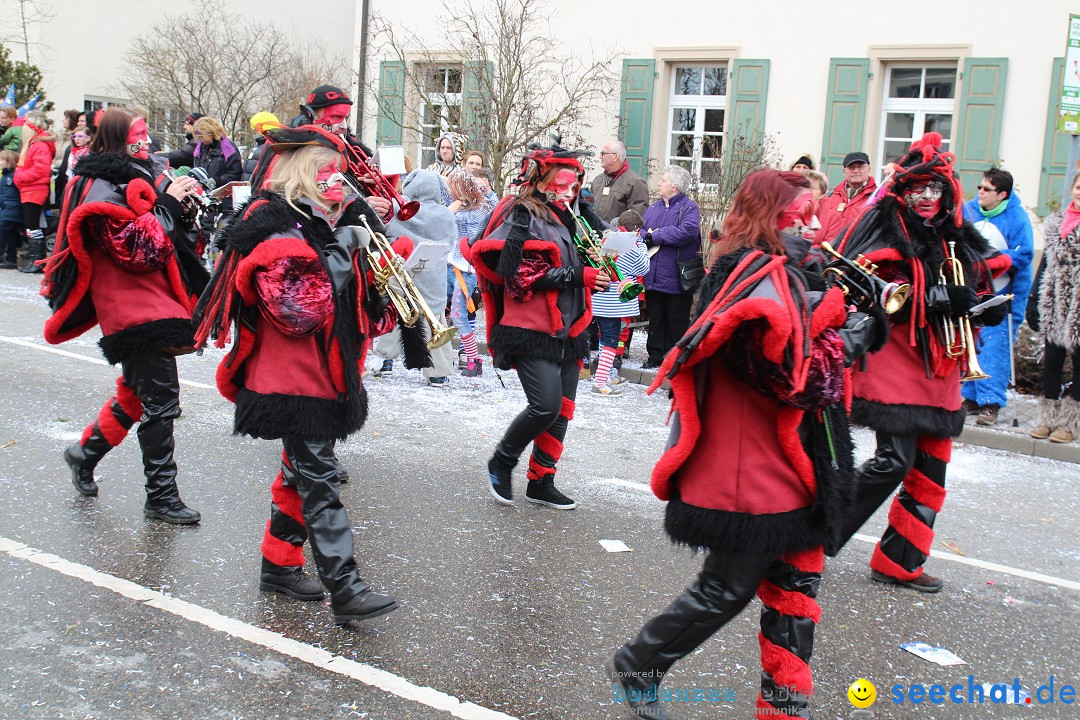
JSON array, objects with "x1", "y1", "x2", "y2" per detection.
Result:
[
  {"x1": 221, "y1": 192, "x2": 370, "y2": 257},
  {"x1": 73, "y1": 152, "x2": 147, "y2": 184}
]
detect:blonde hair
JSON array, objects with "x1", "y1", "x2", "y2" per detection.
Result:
[
  {"x1": 268, "y1": 145, "x2": 345, "y2": 215},
  {"x1": 807, "y1": 170, "x2": 829, "y2": 197},
  {"x1": 192, "y1": 116, "x2": 226, "y2": 143},
  {"x1": 19, "y1": 110, "x2": 51, "y2": 166}
]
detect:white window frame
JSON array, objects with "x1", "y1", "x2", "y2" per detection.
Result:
[
  {"x1": 664, "y1": 63, "x2": 728, "y2": 187},
  {"x1": 417, "y1": 65, "x2": 463, "y2": 168},
  {"x1": 878, "y1": 64, "x2": 957, "y2": 178}
]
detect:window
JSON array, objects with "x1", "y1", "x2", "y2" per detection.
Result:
[
  {"x1": 418, "y1": 66, "x2": 462, "y2": 167},
  {"x1": 878, "y1": 65, "x2": 956, "y2": 173},
  {"x1": 665, "y1": 64, "x2": 727, "y2": 186},
  {"x1": 83, "y1": 95, "x2": 127, "y2": 116}
]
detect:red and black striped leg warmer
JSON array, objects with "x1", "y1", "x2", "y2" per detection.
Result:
[
  {"x1": 870, "y1": 436, "x2": 951, "y2": 580},
  {"x1": 527, "y1": 397, "x2": 575, "y2": 482},
  {"x1": 755, "y1": 546, "x2": 824, "y2": 720},
  {"x1": 260, "y1": 448, "x2": 307, "y2": 568},
  {"x1": 81, "y1": 376, "x2": 143, "y2": 452}
]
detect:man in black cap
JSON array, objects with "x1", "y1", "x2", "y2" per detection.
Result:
[{"x1": 817, "y1": 150, "x2": 877, "y2": 244}]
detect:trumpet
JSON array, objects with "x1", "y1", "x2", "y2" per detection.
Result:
[
  {"x1": 342, "y1": 142, "x2": 420, "y2": 222},
  {"x1": 938, "y1": 240, "x2": 988, "y2": 382},
  {"x1": 571, "y1": 211, "x2": 645, "y2": 302},
  {"x1": 357, "y1": 215, "x2": 456, "y2": 349},
  {"x1": 820, "y1": 241, "x2": 910, "y2": 314}
]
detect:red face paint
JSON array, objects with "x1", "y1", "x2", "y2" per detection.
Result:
[
  {"x1": 315, "y1": 104, "x2": 351, "y2": 135},
  {"x1": 903, "y1": 181, "x2": 944, "y2": 219},
  {"x1": 777, "y1": 191, "x2": 820, "y2": 236},
  {"x1": 546, "y1": 168, "x2": 580, "y2": 209},
  {"x1": 126, "y1": 118, "x2": 150, "y2": 160},
  {"x1": 316, "y1": 162, "x2": 346, "y2": 204}
]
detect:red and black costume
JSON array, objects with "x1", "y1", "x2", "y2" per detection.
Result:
[
  {"x1": 834, "y1": 133, "x2": 1010, "y2": 590},
  {"x1": 468, "y1": 142, "x2": 607, "y2": 508},
  {"x1": 194, "y1": 126, "x2": 402, "y2": 623},
  {"x1": 609, "y1": 237, "x2": 872, "y2": 720},
  {"x1": 42, "y1": 152, "x2": 209, "y2": 522}
]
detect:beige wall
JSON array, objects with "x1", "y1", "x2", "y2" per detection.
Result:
[
  {"x1": 13, "y1": 0, "x2": 357, "y2": 125},
  {"x1": 364, "y1": 0, "x2": 1072, "y2": 212}
]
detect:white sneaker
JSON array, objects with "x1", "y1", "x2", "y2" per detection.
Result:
[
  {"x1": 608, "y1": 375, "x2": 628, "y2": 386},
  {"x1": 592, "y1": 384, "x2": 623, "y2": 396}
]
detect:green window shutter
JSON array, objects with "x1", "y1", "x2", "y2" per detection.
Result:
[
  {"x1": 820, "y1": 58, "x2": 869, "y2": 189},
  {"x1": 376, "y1": 60, "x2": 406, "y2": 147},
  {"x1": 726, "y1": 59, "x2": 771, "y2": 147},
  {"x1": 954, "y1": 58, "x2": 1008, "y2": 194},
  {"x1": 619, "y1": 59, "x2": 655, "y2": 177},
  {"x1": 462, "y1": 60, "x2": 493, "y2": 149},
  {"x1": 1039, "y1": 58, "x2": 1069, "y2": 216}
]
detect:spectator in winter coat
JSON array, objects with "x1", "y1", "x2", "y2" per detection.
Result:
[
  {"x1": 0, "y1": 106, "x2": 20, "y2": 151},
  {"x1": 191, "y1": 117, "x2": 242, "y2": 188},
  {"x1": 51, "y1": 109, "x2": 80, "y2": 173},
  {"x1": 427, "y1": 132, "x2": 467, "y2": 178},
  {"x1": 590, "y1": 140, "x2": 649, "y2": 223},
  {"x1": 165, "y1": 111, "x2": 203, "y2": 169},
  {"x1": 0, "y1": 149, "x2": 23, "y2": 268},
  {"x1": 816, "y1": 151, "x2": 878, "y2": 244},
  {"x1": 960, "y1": 168, "x2": 1034, "y2": 425},
  {"x1": 54, "y1": 125, "x2": 92, "y2": 213},
  {"x1": 13, "y1": 110, "x2": 55, "y2": 273},
  {"x1": 640, "y1": 164, "x2": 701, "y2": 367}
]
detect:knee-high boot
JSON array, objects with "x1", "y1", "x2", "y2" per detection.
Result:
[
  {"x1": 65, "y1": 376, "x2": 143, "y2": 496},
  {"x1": 19, "y1": 229, "x2": 45, "y2": 273},
  {"x1": 870, "y1": 435, "x2": 950, "y2": 580},
  {"x1": 755, "y1": 547, "x2": 824, "y2": 720}
]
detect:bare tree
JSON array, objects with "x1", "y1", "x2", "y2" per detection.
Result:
[
  {"x1": 371, "y1": 0, "x2": 619, "y2": 191},
  {"x1": 0, "y1": 0, "x2": 53, "y2": 64},
  {"x1": 122, "y1": 0, "x2": 352, "y2": 150}
]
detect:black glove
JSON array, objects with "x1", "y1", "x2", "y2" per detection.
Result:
[
  {"x1": 945, "y1": 285, "x2": 978, "y2": 316},
  {"x1": 972, "y1": 296, "x2": 1008, "y2": 327},
  {"x1": 643, "y1": 230, "x2": 655, "y2": 247},
  {"x1": 837, "y1": 311, "x2": 885, "y2": 367}
]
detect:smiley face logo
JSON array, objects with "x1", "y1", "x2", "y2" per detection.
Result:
[{"x1": 848, "y1": 678, "x2": 877, "y2": 708}]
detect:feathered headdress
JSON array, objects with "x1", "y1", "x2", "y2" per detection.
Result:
[
  {"x1": 513, "y1": 132, "x2": 590, "y2": 187},
  {"x1": 886, "y1": 132, "x2": 964, "y2": 227}
]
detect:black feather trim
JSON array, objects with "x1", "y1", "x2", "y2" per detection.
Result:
[
  {"x1": 234, "y1": 387, "x2": 368, "y2": 441},
  {"x1": 72, "y1": 152, "x2": 142, "y2": 184},
  {"x1": 488, "y1": 324, "x2": 589, "y2": 365},
  {"x1": 850, "y1": 397, "x2": 964, "y2": 437},
  {"x1": 99, "y1": 318, "x2": 196, "y2": 365},
  {"x1": 664, "y1": 493, "x2": 824, "y2": 557},
  {"x1": 401, "y1": 323, "x2": 433, "y2": 369}
]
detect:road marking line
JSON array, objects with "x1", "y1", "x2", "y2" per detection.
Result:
[
  {"x1": 850, "y1": 533, "x2": 1080, "y2": 591},
  {"x1": 0, "y1": 336, "x2": 215, "y2": 390},
  {"x1": 0, "y1": 535, "x2": 517, "y2": 720}
]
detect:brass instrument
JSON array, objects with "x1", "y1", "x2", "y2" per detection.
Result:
[
  {"x1": 358, "y1": 215, "x2": 456, "y2": 349},
  {"x1": 342, "y1": 142, "x2": 420, "y2": 222},
  {"x1": 820, "y1": 241, "x2": 910, "y2": 314},
  {"x1": 571, "y1": 211, "x2": 645, "y2": 302},
  {"x1": 939, "y1": 240, "x2": 988, "y2": 382}
]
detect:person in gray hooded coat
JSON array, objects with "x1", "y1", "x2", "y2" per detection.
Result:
[{"x1": 373, "y1": 169, "x2": 457, "y2": 384}]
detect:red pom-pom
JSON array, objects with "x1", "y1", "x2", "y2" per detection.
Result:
[{"x1": 125, "y1": 178, "x2": 157, "y2": 215}]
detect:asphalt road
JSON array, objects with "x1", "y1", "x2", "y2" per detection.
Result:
[{"x1": 0, "y1": 270, "x2": 1077, "y2": 720}]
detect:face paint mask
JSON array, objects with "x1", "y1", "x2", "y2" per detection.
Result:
[
  {"x1": 545, "y1": 169, "x2": 580, "y2": 209},
  {"x1": 316, "y1": 164, "x2": 346, "y2": 204},
  {"x1": 126, "y1": 118, "x2": 151, "y2": 160},
  {"x1": 316, "y1": 105, "x2": 351, "y2": 136},
  {"x1": 903, "y1": 181, "x2": 944, "y2": 219},
  {"x1": 777, "y1": 192, "x2": 819, "y2": 236}
]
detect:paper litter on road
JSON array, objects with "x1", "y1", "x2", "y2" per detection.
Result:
[
  {"x1": 899, "y1": 642, "x2": 967, "y2": 666},
  {"x1": 599, "y1": 539, "x2": 631, "y2": 553}
]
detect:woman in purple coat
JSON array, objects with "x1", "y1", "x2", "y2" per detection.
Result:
[{"x1": 640, "y1": 165, "x2": 701, "y2": 367}]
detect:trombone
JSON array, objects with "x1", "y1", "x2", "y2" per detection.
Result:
[
  {"x1": 939, "y1": 240, "x2": 989, "y2": 382},
  {"x1": 358, "y1": 215, "x2": 457, "y2": 350}
]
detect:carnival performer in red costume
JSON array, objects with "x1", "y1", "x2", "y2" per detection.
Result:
[
  {"x1": 42, "y1": 108, "x2": 209, "y2": 523},
  {"x1": 607, "y1": 170, "x2": 885, "y2": 720},
  {"x1": 194, "y1": 125, "x2": 400, "y2": 625},
  {"x1": 834, "y1": 133, "x2": 1010, "y2": 592},
  {"x1": 468, "y1": 138, "x2": 611, "y2": 510}
]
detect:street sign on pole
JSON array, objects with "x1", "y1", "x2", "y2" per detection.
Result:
[{"x1": 1058, "y1": 13, "x2": 1080, "y2": 133}]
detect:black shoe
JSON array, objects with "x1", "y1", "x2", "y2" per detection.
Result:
[
  {"x1": 260, "y1": 566, "x2": 325, "y2": 601},
  {"x1": 871, "y1": 569, "x2": 944, "y2": 593},
  {"x1": 487, "y1": 457, "x2": 514, "y2": 505},
  {"x1": 143, "y1": 500, "x2": 201, "y2": 525},
  {"x1": 337, "y1": 466, "x2": 350, "y2": 484},
  {"x1": 332, "y1": 589, "x2": 399, "y2": 625},
  {"x1": 378, "y1": 359, "x2": 393, "y2": 375},
  {"x1": 612, "y1": 354, "x2": 623, "y2": 370},
  {"x1": 961, "y1": 398, "x2": 980, "y2": 416},
  {"x1": 641, "y1": 359, "x2": 662, "y2": 370},
  {"x1": 526, "y1": 476, "x2": 576, "y2": 509},
  {"x1": 0, "y1": 261, "x2": 16, "y2": 269},
  {"x1": 64, "y1": 445, "x2": 98, "y2": 497},
  {"x1": 605, "y1": 657, "x2": 671, "y2": 720}
]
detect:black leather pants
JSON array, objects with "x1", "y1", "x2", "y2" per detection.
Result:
[
  {"x1": 835, "y1": 432, "x2": 918, "y2": 551},
  {"x1": 492, "y1": 355, "x2": 578, "y2": 470},
  {"x1": 121, "y1": 351, "x2": 183, "y2": 505},
  {"x1": 281, "y1": 437, "x2": 367, "y2": 603}
]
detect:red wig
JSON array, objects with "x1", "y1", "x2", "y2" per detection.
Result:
[{"x1": 712, "y1": 170, "x2": 809, "y2": 259}]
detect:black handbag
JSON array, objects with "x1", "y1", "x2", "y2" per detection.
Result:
[{"x1": 678, "y1": 255, "x2": 705, "y2": 293}]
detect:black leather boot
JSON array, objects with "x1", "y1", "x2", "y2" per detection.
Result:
[
  {"x1": 332, "y1": 588, "x2": 399, "y2": 625},
  {"x1": 19, "y1": 232, "x2": 45, "y2": 274},
  {"x1": 260, "y1": 558, "x2": 325, "y2": 601},
  {"x1": 63, "y1": 428, "x2": 114, "y2": 497}
]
